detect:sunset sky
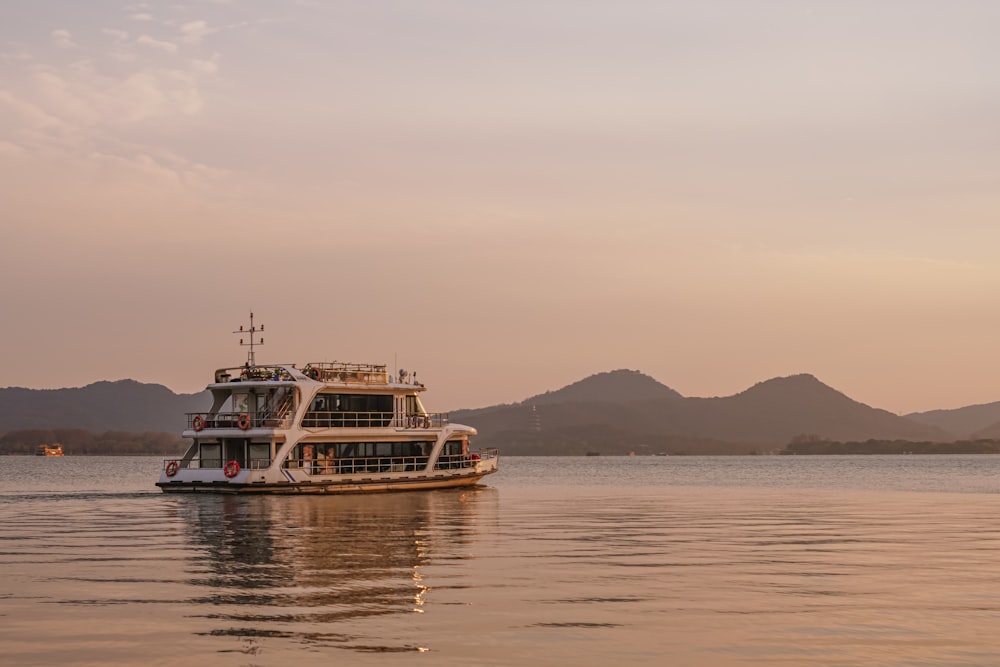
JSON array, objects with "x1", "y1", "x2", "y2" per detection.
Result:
[{"x1": 2, "y1": 1, "x2": 999, "y2": 414}]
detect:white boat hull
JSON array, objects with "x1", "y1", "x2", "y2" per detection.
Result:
[
  {"x1": 157, "y1": 353, "x2": 499, "y2": 494},
  {"x1": 157, "y1": 467, "x2": 496, "y2": 494},
  {"x1": 157, "y1": 474, "x2": 490, "y2": 494}
]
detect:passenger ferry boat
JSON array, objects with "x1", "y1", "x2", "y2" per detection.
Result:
[
  {"x1": 36, "y1": 443, "x2": 64, "y2": 456},
  {"x1": 156, "y1": 315, "x2": 498, "y2": 494}
]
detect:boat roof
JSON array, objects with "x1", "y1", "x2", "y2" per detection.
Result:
[{"x1": 208, "y1": 361, "x2": 426, "y2": 391}]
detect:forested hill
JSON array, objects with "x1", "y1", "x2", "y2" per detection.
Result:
[
  {"x1": 0, "y1": 429, "x2": 188, "y2": 456},
  {"x1": 906, "y1": 401, "x2": 1000, "y2": 439},
  {"x1": 452, "y1": 370, "x2": 953, "y2": 455},
  {"x1": 0, "y1": 380, "x2": 209, "y2": 433},
  {"x1": 0, "y1": 370, "x2": 980, "y2": 457}
]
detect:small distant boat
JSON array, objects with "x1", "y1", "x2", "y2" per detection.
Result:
[
  {"x1": 36, "y1": 444, "x2": 64, "y2": 456},
  {"x1": 157, "y1": 314, "x2": 499, "y2": 494}
]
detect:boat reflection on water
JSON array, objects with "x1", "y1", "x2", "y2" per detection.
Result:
[{"x1": 175, "y1": 487, "x2": 498, "y2": 655}]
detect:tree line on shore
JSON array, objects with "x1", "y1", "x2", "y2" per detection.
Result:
[
  {"x1": 782, "y1": 434, "x2": 1000, "y2": 455},
  {"x1": 0, "y1": 429, "x2": 188, "y2": 456},
  {"x1": 4, "y1": 427, "x2": 1000, "y2": 457},
  {"x1": 482, "y1": 429, "x2": 1000, "y2": 456}
]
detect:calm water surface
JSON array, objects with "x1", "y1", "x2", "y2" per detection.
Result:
[{"x1": 3, "y1": 455, "x2": 1000, "y2": 666}]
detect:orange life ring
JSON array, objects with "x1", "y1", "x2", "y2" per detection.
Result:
[
  {"x1": 224, "y1": 460, "x2": 240, "y2": 478},
  {"x1": 165, "y1": 460, "x2": 180, "y2": 476},
  {"x1": 238, "y1": 413, "x2": 251, "y2": 430},
  {"x1": 192, "y1": 415, "x2": 205, "y2": 432}
]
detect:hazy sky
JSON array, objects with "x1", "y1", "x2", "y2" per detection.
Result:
[{"x1": 3, "y1": 1, "x2": 999, "y2": 414}]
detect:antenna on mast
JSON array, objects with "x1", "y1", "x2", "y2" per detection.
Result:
[{"x1": 234, "y1": 311, "x2": 264, "y2": 367}]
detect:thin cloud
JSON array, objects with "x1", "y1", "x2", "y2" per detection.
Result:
[
  {"x1": 136, "y1": 35, "x2": 179, "y2": 53},
  {"x1": 0, "y1": 140, "x2": 26, "y2": 155},
  {"x1": 1, "y1": 51, "x2": 34, "y2": 63},
  {"x1": 51, "y1": 29, "x2": 77, "y2": 49},
  {"x1": 130, "y1": 13, "x2": 155, "y2": 22},
  {"x1": 180, "y1": 20, "x2": 217, "y2": 44},
  {"x1": 102, "y1": 28, "x2": 130, "y2": 43},
  {"x1": 191, "y1": 53, "x2": 220, "y2": 75},
  {"x1": 0, "y1": 88, "x2": 76, "y2": 153}
]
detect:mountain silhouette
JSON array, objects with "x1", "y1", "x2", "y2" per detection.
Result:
[
  {"x1": 453, "y1": 371, "x2": 950, "y2": 454},
  {"x1": 687, "y1": 374, "x2": 947, "y2": 443},
  {"x1": 0, "y1": 370, "x2": 956, "y2": 454},
  {"x1": 523, "y1": 369, "x2": 683, "y2": 405},
  {"x1": 0, "y1": 380, "x2": 209, "y2": 434},
  {"x1": 906, "y1": 401, "x2": 1000, "y2": 439}
]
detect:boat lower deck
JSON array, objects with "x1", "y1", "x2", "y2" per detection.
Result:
[{"x1": 157, "y1": 471, "x2": 490, "y2": 494}]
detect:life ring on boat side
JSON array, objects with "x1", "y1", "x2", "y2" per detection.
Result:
[
  {"x1": 165, "y1": 460, "x2": 180, "y2": 477},
  {"x1": 237, "y1": 413, "x2": 251, "y2": 430},
  {"x1": 224, "y1": 460, "x2": 240, "y2": 478},
  {"x1": 470, "y1": 453, "x2": 480, "y2": 462},
  {"x1": 192, "y1": 415, "x2": 205, "y2": 432},
  {"x1": 422, "y1": 415, "x2": 431, "y2": 428}
]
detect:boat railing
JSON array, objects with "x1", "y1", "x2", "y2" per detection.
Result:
[
  {"x1": 163, "y1": 456, "x2": 272, "y2": 471},
  {"x1": 186, "y1": 411, "x2": 292, "y2": 430},
  {"x1": 286, "y1": 455, "x2": 429, "y2": 474},
  {"x1": 434, "y1": 448, "x2": 498, "y2": 470},
  {"x1": 214, "y1": 365, "x2": 295, "y2": 383},
  {"x1": 301, "y1": 411, "x2": 394, "y2": 428},
  {"x1": 284, "y1": 454, "x2": 486, "y2": 475},
  {"x1": 302, "y1": 362, "x2": 389, "y2": 384},
  {"x1": 401, "y1": 412, "x2": 449, "y2": 429},
  {"x1": 300, "y1": 411, "x2": 450, "y2": 429}
]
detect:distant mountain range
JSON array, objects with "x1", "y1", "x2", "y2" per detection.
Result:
[
  {"x1": 905, "y1": 402, "x2": 1000, "y2": 439},
  {"x1": 453, "y1": 370, "x2": 963, "y2": 454},
  {"x1": 0, "y1": 380, "x2": 209, "y2": 434},
  {"x1": 1, "y1": 371, "x2": 998, "y2": 455}
]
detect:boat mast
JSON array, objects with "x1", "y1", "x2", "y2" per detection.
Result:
[{"x1": 234, "y1": 312, "x2": 264, "y2": 367}]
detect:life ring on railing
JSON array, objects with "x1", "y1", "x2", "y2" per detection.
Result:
[
  {"x1": 165, "y1": 460, "x2": 180, "y2": 477},
  {"x1": 224, "y1": 460, "x2": 240, "y2": 478},
  {"x1": 192, "y1": 415, "x2": 205, "y2": 432},
  {"x1": 238, "y1": 413, "x2": 251, "y2": 430},
  {"x1": 470, "y1": 453, "x2": 480, "y2": 462},
  {"x1": 307, "y1": 368, "x2": 319, "y2": 380}
]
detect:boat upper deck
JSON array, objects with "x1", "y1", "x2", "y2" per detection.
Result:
[
  {"x1": 302, "y1": 361, "x2": 389, "y2": 384},
  {"x1": 193, "y1": 359, "x2": 435, "y2": 434},
  {"x1": 209, "y1": 361, "x2": 425, "y2": 391}
]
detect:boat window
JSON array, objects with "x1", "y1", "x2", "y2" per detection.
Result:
[
  {"x1": 307, "y1": 393, "x2": 393, "y2": 413},
  {"x1": 285, "y1": 441, "x2": 432, "y2": 460},
  {"x1": 405, "y1": 395, "x2": 426, "y2": 415},
  {"x1": 283, "y1": 440, "x2": 433, "y2": 474},
  {"x1": 303, "y1": 393, "x2": 393, "y2": 427},
  {"x1": 200, "y1": 443, "x2": 221, "y2": 469},
  {"x1": 310, "y1": 395, "x2": 331, "y2": 411},
  {"x1": 249, "y1": 443, "x2": 271, "y2": 469},
  {"x1": 444, "y1": 440, "x2": 466, "y2": 456},
  {"x1": 328, "y1": 441, "x2": 430, "y2": 458},
  {"x1": 232, "y1": 392, "x2": 249, "y2": 413},
  {"x1": 223, "y1": 439, "x2": 248, "y2": 467}
]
